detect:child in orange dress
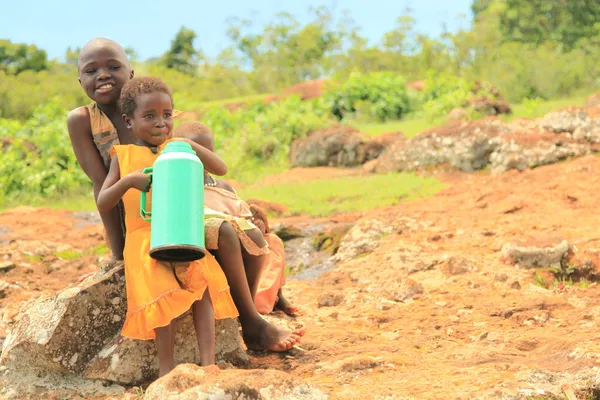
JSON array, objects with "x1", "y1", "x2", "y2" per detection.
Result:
[
  {"x1": 173, "y1": 122, "x2": 298, "y2": 316},
  {"x1": 96, "y1": 77, "x2": 238, "y2": 377}
]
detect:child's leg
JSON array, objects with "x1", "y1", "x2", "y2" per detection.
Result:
[
  {"x1": 213, "y1": 222, "x2": 304, "y2": 352},
  {"x1": 155, "y1": 321, "x2": 176, "y2": 377},
  {"x1": 242, "y1": 250, "x2": 266, "y2": 299},
  {"x1": 245, "y1": 227, "x2": 267, "y2": 249},
  {"x1": 192, "y1": 292, "x2": 215, "y2": 366},
  {"x1": 274, "y1": 288, "x2": 299, "y2": 316}
]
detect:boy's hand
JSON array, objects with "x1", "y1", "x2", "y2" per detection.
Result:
[
  {"x1": 127, "y1": 171, "x2": 152, "y2": 192},
  {"x1": 250, "y1": 204, "x2": 269, "y2": 234}
]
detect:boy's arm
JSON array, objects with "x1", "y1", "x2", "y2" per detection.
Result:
[
  {"x1": 97, "y1": 156, "x2": 151, "y2": 213},
  {"x1": 67, "y1": 107, "x2": 125, "y2": 258},
  {"x1": 174, "y1": 138, "x2": 227, "y2": 176}
]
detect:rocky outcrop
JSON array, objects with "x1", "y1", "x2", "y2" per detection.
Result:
[
  {"x1": 370, "y1": 117, "x2": 592, "y2": 174},
  {"x1": 501, "y1": 238, "x2": 570, "y2": 268},
  {"x1": 539, "y1": 107, "x2": 600, "y2": 143},
  {"x1": 333, "y1": 219, "x2": 394, "y2": 263},
  {"x1": 467, "y1": 81, "x2": 512, "y2": 116},
  {"x1": 290, "y1": 126, "x2": 394, "y2": 168},
  {"x1": 282, "y1": 79, "x2": 330, "y2": 101},
  {"x1": 1, "y1": 265, "x2": 247, "y2": 386},
  {"x1": 143, "y1": 364, "x2": 328, "y2": 400}
]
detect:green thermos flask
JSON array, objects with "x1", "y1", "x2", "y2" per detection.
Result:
[{"x1": 140, "y1": 141, "x2": 206, "y2": 262}]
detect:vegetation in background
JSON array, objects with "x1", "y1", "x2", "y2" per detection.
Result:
[{"x1": 1, "y1": 0, "x2": 599, "y2": 206}]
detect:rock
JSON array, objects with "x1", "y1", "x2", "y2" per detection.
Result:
[
  {"x1": 1, "y1": 264, "x2": 246, "y2": 385},
  {"x1": 407, "y1": 80, "x2": 426, "y2": 91},
  {"x1": 290, "y1": 125, "x2": 383, "y2": 168},
  {"x1": 489, "y1": 133, "x2": 590, "y2": 174},
  {"x1": 282, "y1": 79, "x2": 330, "y2": 101},
  {"x1": 370, "y1": 117, "x2": 592, "y2": 175},
  {"x1": 0, "y1": 266, "x2": 126, "y2": 375},
  {"x1": 540, "y1": 107, "x2": 600, "y2": 143},
  {"x1": 273, "y1": 225, "x2": 305, "y2": 242},
  {"x1": 312, "y1": 223, "x2": 354, "y2": 254},
  {"x1": 447, "y1": 107, "x2": 469, "y2": 121},
  {"x1": 84, "y1": 317, "x2": 246, "y2": 385},
  {"x1": 0, "y1": 367, "x2": 126, "y2": 400},
  {"x1": 371, "y1": 119, "x2": 506, "y2": 173},
  {"x1": 467, "y1": 81, "x2": 512, "y2": 116},
  {"x1": 439, "y1": 257, "x2": 472, "y2": 277},
  {"x1": 0, "y1": 262, "x2": 16, "y2": 274},
  {"x1": 143, "y1": 364, "x2": 328, "y2": 400},
  {"x1": 317, "y1": 293, "x2": 344, "y2": 308},
  {"x1": 383, "y1": 276, "x2": 423, "y2": 302},
  {"x1": 332, "y1": 219, "x2": 394, "y2": 263},
  {"x1": 510, "y1": 281, "x2": 522, "y2": 290},
  {"x1": 501, "y1": 238, "x2": 570, "y2": 268},
  {"x1": 586, "y1": 91, "x2": 600, "y2": 107}
]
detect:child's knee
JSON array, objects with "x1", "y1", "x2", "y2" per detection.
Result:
[
  {"x1": 218, "y1": 222, "x2": 239, "y2": 248},
  {"x1": 246, "y1": 228, "x2": 267, "y2": 248}
]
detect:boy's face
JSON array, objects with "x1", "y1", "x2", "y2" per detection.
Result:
[
  {"x1": 78, "y1": 43, "x2": 133, "y2": 105},
  {"x1": 123, "y1": 92, "x2": 174, "y2": 147}
]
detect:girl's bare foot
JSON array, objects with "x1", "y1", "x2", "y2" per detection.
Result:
[
  {"x1": 242, "y1": 319, "x2": 305, "y2": 352},
  {"x1": 273, "y1": 290, "x2": 299, "y2": 316}
]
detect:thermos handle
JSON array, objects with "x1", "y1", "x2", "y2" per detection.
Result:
[{"x1": 140, "y1": 167, "x2": 153, "y2": 221}]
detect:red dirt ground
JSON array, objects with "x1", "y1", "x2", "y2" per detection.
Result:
[{"x1": 4, "y1": 158, "x2": 600, "y2": 398}]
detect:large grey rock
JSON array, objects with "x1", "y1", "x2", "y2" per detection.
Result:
[
  {"x1": 332, "y1": 219, "x2": 394, "y2": 263},
  {"x1": 1, "y1": 264, "x2": 247, "y2": 386},
  {"x1": 290, "y1": 125, "x2": 388, "y2": 168},
  {"x1": 143, "y1": 363, "x2": 328, "y2": 400},
  {"x1": 501, "y1": 239, "x2": 570, "y2": 268},
  {"x1": 84, "y1": 317, "x2": 247, "y2": 384},
  {"x1": 371, "y1": 118, "x2": 592, "y2": 175},
  {"x1": 0, "y1": 265, "x2": 126, "y2": 375},
  {"x1": 539, "y1": 107, "x2": 600, "y2": 143}
]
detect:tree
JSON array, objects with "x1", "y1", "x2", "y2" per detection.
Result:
[
  {"x1": 472, "y1": 0, "x2": 600, "y2": 51},
  {"x1": 0, "y1": 40, "x2": 48, "y2": 74},
  {"x1": 161, "y1": 26, "x2": 202, "y2": 75},
  {"x1": 65, "y1": 46, "x2": 80, "y2": 66},
  {"x1": 227, "y1": 7, "x2": 344, "y2": 89}
]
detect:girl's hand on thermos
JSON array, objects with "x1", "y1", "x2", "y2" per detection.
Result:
[{"x1": 127, "y1": 171, "x2": 152, "y2": 192}]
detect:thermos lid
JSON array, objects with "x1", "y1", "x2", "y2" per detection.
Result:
[{"x1": 161, "y1": 141, "x2": 196, "y2": 155}]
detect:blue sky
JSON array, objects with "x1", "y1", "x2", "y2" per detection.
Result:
[{"x1": 1, "y1": 0, "x2": 472, "y2": 62}]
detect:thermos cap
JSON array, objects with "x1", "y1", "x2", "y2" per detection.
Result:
[{"x1": 161, "y1": 141, "x2": 196, "y2": 155}]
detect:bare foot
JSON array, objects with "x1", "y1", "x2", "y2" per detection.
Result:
[
  {"x1": 273, "y1": 291, "x2": 299, "y2": 316},
  {"x1": 243, "y1": 319, "x2": 305, "y2": 352}
]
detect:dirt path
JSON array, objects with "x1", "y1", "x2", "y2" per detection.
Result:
[{"x1": 3, "y1": 157, "x2": 600, "y2": 398}]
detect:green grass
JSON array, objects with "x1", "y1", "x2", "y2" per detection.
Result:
[
  {"x1": 351, "y1": 93, "x2": 592, "y2": 140},
  {"x1": 0, "y1": 194, "x2": 95, "y2": 213},
  {"x1": 238, "y1": 172, "x2": 444, "y2": 217},
  {"x1": 506, "y1": 94, "x2": 588, "y2": 120}
]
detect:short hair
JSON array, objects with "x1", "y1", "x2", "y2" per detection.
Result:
[
  {"x1": 78, "y1": 38, "x2": 130, "y2": 70},
  {"x1": 119, "y1": 76, "x2": 173, "y2": 116},
  {"x1": 173, "y1": 121, "x2": 214, "y2": 138}
]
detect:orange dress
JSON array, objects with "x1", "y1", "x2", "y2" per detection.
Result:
[
  {"x1": 111, "y1": 143, "x2": 238, "y2": 340},
  {"x1": 255, "y1": 233, "x2": 286, "y2": 314}
]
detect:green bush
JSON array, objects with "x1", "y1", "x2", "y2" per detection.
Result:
[
  {"x1": 0, "y1": 101, "x2": 90, "y2": 202},
  {"x1": 421, "y1": 71, "x2": 473, "y2": 121},
  {"x1": 326, "y1": 72, "x2": 411, "y2": 122},
  {"x1": 202, "y1": 95, "x2": 332, "y2": 181}
]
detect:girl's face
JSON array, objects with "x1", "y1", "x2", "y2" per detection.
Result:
[{"x1": 123, "y1": 92, "x2": 173, "y2": 147}]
